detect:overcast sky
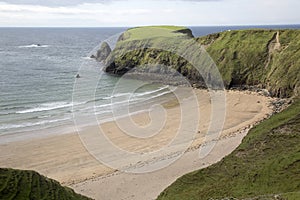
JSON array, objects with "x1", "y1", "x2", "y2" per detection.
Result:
[{"x1": 0, "y1": 0, "x2": 299, "y2": 27}]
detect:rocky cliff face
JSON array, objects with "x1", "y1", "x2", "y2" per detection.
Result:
[
  {"x1": 94, "y1": 26, "x2": 300, "y2": 98},
  {"x1": 91, "y1": 41, "x2": 111, "y2": 62},
  {"x1": 103, "y1": 26, "x2": 208, "y2": 86}
]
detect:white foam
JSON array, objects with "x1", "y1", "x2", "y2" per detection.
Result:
[
  {"x1": 82, "y1": 56, "x2": 93, "y2": 60},
  {"x1": 133, "y1": 85, "x2": 170, "y2": 97},
  {"x1": 0, "y1": 118, "x2": 70, "y2": 130},
  {"x1": 16, "y1": 101, "x2": 84, "y2": 114},
  {"x1": 102, "y1": 86, "x2": 170, "y2": 101},
  {"x1": 18, "y1": 44, "x2": 49, "y2": 48},
  {"x1": 102, "y1": 93, "x2": 131, "y2": 100}
]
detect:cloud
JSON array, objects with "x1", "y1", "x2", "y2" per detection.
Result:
[
  {"x1": 0, "y1": 0, "x2": 109, "y2": 7},
  {"x1": 0, "y1": 0, "x2": 221, "y2": 7},
  {"x1": 0, "y1": 2, "x2": 151, "y2": 15},
  {"x1": 0, "y1": 0, "x2": 299, "y2": 27}
]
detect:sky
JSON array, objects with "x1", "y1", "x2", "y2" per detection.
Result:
[{"x1": 0, "y1": 0, "x2": 299, "y2": 27}]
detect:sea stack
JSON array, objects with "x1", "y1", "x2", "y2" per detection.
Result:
[{"x1": 92, "y1": 42, "x2": 112, "y2": 62}]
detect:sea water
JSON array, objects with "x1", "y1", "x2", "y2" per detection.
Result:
[
  {"x1": 0, "y1": 25, "x2": 299, "y2": 138},
  {"x1": 0, "y1": 27, "x2": 178, "y2": 138}
]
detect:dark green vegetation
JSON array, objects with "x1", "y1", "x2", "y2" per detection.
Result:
[
  {"x1": 100, "y1": 26, "x2": 300, "y2": 98},
  {"x1": 157, "y1": 99, "x2": 300, "y2": 200},
  {"x1": 0, "y1": 168, "x2": 92, "y2": 200}
]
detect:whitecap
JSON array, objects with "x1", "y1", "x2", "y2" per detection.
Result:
[
  {"x1": 82, "y1": 56, "x2": 93, "y2": 60},
  {"x1": 102, "y1": 93, "x2": 131, "y2": 100},
  {"x1": 133, "y1": 85, "x2": 170, "y2": 98},
  {"x1": 16, "y1": 101, "x2": 85, "y2": 114},
  {"x1": 0, "y1": 118, "x2": 70, "y2": 130},
  {"x1": 18, "y1": 44, "x2": 49, "y2": 48}
]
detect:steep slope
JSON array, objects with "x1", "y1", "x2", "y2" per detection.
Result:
[
  {"x1": 157, "y1": 99, "x2": 300, "y2": 200},
  {"x1": 100, "y1": 27, "x2": 300, "y2": 98},
  {"x1": 198, "y1": 29, "x2": 300, "y2": 98},
  {"x1": 0, "y1": 168, "x2": 92, "y2": 200},
  {"x1": 103, "y1": 26, "x2": 205, "y2": 85}
]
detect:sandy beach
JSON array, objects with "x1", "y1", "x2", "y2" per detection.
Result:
[{"x1": 0, "y1": 89, "x2": 275, "y2": 200}]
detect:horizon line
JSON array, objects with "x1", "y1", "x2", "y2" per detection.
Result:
[{"x1": 0, "y1": 24, "x2": 300, "y2": 28}]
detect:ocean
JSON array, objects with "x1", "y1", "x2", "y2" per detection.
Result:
[{"x1": 1, "y1": 25, "x2": 299, "y2": 138}]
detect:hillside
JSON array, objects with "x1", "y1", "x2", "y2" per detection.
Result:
[
  {"x1": 198, "y1": 29, "x2": 300, "y2": 98},
  {"x1": 0, "y1": 168, "x2": 92, "y2": 200},
  {"x1": 97, "y1": 26, "x2": 300, "y2": 98},
  {"x1": 157, "y1": 99, "x2": 300, "y2": 200}
]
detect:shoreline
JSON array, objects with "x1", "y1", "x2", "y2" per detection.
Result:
[{"x1": 0, "y1": 89, "x2": 289, "y2": 199}]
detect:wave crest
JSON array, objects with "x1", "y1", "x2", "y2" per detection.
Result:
[{"x1": 18, "y1": 44, "x2": 49, "y2": 48}]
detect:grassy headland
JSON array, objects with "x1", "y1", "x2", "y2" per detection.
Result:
[
  {"x1": 120, "y1": 26, "x2": 193, "y2": 41},
  {"x1": 100, "y1": 26, "x2": 300, "y2": 98}
]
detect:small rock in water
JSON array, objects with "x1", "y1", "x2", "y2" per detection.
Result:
[{"x1": 76, "y1": 74, "x2": 81, "y2": 78}]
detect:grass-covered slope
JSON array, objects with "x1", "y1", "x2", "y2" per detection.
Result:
[
  {"x1": 157, "y1": 99, "x2": 300, "y2": 200},
  {"x1": 0, "y1": 168, "x2": 92, "y2": 200},
  {"x1": 102, "y1": 27, "x2": 300, "y2": 98},
  {"x1": 198, "y1": 29, "x2": 300, "y2": 98}
]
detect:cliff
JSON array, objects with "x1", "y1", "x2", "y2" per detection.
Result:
[
  {"x1": 103, "y1": 26, "x2": 199, "y2": 86},
  {"x1": 198, "y1": 29, "x2": 300, "y2": 98},
  {"x1": 97, "y1": 26, "x2": 300, "y2": 98},
  {"x1": 0, "y1": 168, "x2": 92, "y2": 200}
]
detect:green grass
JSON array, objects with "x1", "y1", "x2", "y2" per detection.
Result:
[
  {"x1": 0, "y1": 168, "x2": 92, "y2": 200},
  {"x1": 198, "y1": 30, "x2": 275, "y2": 86},
  {"x1": 120, "y1": 26, "x2": 192, "y2": 41},
  {"x1": 197, "y1": 29, "x2": 300, "y2": 97},
  {"x1": 104, "y1": 27, "x2": 300, "y2": 98},
  {"x1": 157, "y1": 99, "x2": 300, "y2": 200}
]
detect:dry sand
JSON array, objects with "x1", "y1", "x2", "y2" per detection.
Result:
[{"x1": 0, "y1": 89, "x2": 274, "y2": 200}]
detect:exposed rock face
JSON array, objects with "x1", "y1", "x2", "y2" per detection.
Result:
[
  {"x1": 174, "y1": 28, "x2": 194, "y2": 38},
  {"x1": 92, "y1": 42, "x2": 111, "y2": 62},
  {"x1": 94, "y1": 26, "x2": 300, "y2": 98},
  {"x1": 103, "y1": 41, "x2": 209, "y2": 87},
  {"x1": 101, "y1": 26, "x2": 209, "y2": 86}
]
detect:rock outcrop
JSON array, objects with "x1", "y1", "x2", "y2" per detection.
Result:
[
  {"x1": 91, "y1": 41, "x2": 111, "y2": 62},
  {"x1": 102, "y1": 26, "x2": 208, "y2": 86}
]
